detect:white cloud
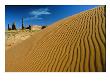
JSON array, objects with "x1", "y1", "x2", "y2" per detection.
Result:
[{"x1": 25, "y1": 8, "x2": 51, "y2": 20}]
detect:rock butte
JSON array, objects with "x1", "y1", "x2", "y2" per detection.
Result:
[{"x1": 6, "y1": 6, "x2": 106, "y2": 72}]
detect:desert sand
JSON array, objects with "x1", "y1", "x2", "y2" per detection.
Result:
[
  {"x1": 5, "y1": 6, "x2": 106, "y2": 72},
  {"x1": 5, "y1": 26, "x2": 41, "y2": 49}
]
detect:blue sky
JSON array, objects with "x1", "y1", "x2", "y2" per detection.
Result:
[{"x1": 5, "y1": 5, "x2": 98, "y2": 29}]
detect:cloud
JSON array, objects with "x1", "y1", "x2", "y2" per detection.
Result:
[{"x1": 24, "y1": 8, "x2": 51, "y2": 20}]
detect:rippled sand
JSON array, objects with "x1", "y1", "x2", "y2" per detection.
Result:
[{"x1": 5, "y1": 6, "x2": 106, "y2": 72}]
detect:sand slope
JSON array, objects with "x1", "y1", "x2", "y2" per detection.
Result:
[
  {"x1": 5, "y1": 30, "x2": 38, "y2": 49},
  {"x1": 5, "y1": 6, "x2": 106, "y2": 72}
]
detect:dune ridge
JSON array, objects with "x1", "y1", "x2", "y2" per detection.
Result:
[{"x1": 5, "y1": 6, "x2": 106, "y2": 72}]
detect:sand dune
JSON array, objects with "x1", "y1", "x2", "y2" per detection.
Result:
[{"x1": 5, "y1": 6, "x2": 106, "y2": 72}]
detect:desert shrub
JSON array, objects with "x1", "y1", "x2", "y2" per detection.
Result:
[{"x1": 41, "y1": 26, "x2": 47, "y2": 29}]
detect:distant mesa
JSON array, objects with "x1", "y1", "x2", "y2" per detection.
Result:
[
  {"x1": 22, "y1": 17, "x2": 25, "y2": 30},
  {"x1": 8, "y1": 24, "x2": 11, "y2": 30},
  {"x1": 12, "y1": 22, "x2": 16, "y2": 30},
  {"x1": 25, "y1": 25, "x2": 31, "y2": 30},
  {"x1": 31, "y1": 25, "x2": 42, "y2": 30},
  {"x1": 7, "y1": 17, "x2": 47, "y2": 31}
]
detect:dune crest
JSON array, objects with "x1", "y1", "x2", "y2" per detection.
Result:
[{"x1": 6, "y1": 6, "x2": 106, "y2": 72}]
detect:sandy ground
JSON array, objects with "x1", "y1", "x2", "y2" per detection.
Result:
[
  {"x1": 5, "y1": 30, "x2": 39, "y2": 49},
  {"x1": 5, "y1": 6, "x2": 106, "y2": 72},
  {"x1": 5, "y1": 26, "x2": 41, "y2": 49}
]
